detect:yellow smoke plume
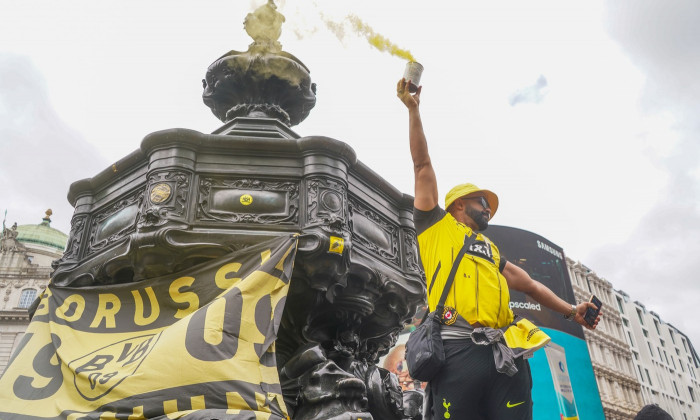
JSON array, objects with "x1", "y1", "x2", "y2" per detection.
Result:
[{"x1": 346, "y1": 15, "x2": 416, "y2": 62}]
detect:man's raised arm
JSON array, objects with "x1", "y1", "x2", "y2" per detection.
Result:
[{"x1": 396, "y1": 79, "x2": 438, "y2": 211}]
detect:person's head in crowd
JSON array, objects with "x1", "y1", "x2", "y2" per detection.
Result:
[{"x1": 633, "y1": 404, "x2": 673, "y2": 420}]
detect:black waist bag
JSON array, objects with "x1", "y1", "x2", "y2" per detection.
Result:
[
  {"x1": 405, "y1": 234, "x2": 475, "y2": 382},
  {"x1": 405, "y1": 310, "x2": 444, "y2": 382}
]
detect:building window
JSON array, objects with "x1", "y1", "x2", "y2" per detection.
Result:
[
  {"x1": 643, "y1": 329, "x2": 649, "y2": 337},
  {"x1": 645, "y1": 368, "x2": 653, "y2": 385},
  {"x1": 616, "y1": 296, "x2": 625, "y2": 313},
  {"x1": 623, "y1": 318, "x2": 630, "y2": 327},
  {"x1": 18, "y1": 289, "x2": 37, "y2": 309},
  {"x1": 654, "y1": 319, "x2": 661, "y2": 335},
  {"x1": 660, "y1": 339, "x2": 665, "y2": 347},
  {"x1": 637, "y1": 308, "x2": 644, "y2": 324},
  {"x1": 682, "y1": 337, "x2": 688, "y2": 352},
  {"x1": 669, "y1": 330, "x2": 675, "y2": 344},
  {"x1": 689, "y1": 386, "x2": 696, "y2": 402},
  {"x1": 627, "y1": 331, "x2": 635, "y2": 347}
]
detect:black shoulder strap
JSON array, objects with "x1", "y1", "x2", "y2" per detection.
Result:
[{"x1": 420, "y1": 232, "x2": 479, "y2": 323}]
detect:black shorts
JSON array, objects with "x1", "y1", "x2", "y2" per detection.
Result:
[{"x1": 429, "y1": 339, "x2": 532, "y2": 420}]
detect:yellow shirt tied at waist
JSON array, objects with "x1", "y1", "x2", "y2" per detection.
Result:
[{"x1": 415, "y1": 206, "x2": 513, "y2": 329}]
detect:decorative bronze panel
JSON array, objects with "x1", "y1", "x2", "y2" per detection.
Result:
[
  {"x1": 348, "y1": 196, "x2": 399, "y2": 266},
  {"x1": 88, "y1": 190, "x2": 144, "y2": 255},
  {"x1": 402, "y1": 228, "x2": 422, "y2": 275},
  {"x1": 139, "y1": 171, "x2": 190, "y2": 228},
  {"x1": 56, "y1": 215, "x2": 89, "y2": 263},
  {"x1": 306, "y1": 177, "x2": 348, "y2": 232},
  {"x1": 197, "y1": 177, "x2": 299, "y2": 225}
]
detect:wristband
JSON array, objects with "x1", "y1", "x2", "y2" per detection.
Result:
[{"x1": 563, "y1": 304, "x2": 576, "y2": 321}]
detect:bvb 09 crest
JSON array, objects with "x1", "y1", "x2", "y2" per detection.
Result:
[{"x1": 68, "y1": 334, "x2": 160, "y2": 400}]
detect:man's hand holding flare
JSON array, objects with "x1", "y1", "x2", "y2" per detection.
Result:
[{"x1": 397, "y1": 78, "x2": 421, "y2": 110}]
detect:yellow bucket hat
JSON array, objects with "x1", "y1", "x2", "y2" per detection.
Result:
[{"x1": 444, "y1": 183, "x2": 499, "y2": 218}]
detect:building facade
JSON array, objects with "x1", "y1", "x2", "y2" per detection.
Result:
[
  {"x1": 0, "y1": 210, "x2": 67, "y2": 374},
  {"x1": 615, "y1": 290, "x2": 700, "y2": 419},
  {"x1": 567, "y1": 258, "x2": 644, "y2": 419}
]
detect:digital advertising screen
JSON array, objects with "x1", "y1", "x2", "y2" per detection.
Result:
[{"x1": 487, "y1": 225, "x2": 605, "y2": 420}]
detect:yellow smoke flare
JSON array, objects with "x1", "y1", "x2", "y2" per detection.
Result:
[{"x1": 347, "y1": 15, "x2": 416, "y2": 62}]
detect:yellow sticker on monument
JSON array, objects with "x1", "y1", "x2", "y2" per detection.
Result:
[
  {"x1": 329, "y1": 236, "x2": 344, "y2": 254},
  {"x1": 240, "y1": 194, "x2": 253, "y2": 206}
]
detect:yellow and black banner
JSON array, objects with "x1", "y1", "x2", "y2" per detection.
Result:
[{"x1": 0, "y1": 235, "x2": 298, "y2": 420}]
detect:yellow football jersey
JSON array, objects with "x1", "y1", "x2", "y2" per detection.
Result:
[{"x1": 415, "y1": 206, "x2": 514, "y2": 328}]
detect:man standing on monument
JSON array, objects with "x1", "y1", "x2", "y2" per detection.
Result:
[{"x1": 396, "y1": 78, "x2": 599, "y2": 419}]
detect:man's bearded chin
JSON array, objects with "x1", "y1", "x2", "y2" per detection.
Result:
[{"x1": 466, "y1": 207, "x2": 489, "y2": 231}]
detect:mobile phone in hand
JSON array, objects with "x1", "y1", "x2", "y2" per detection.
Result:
[{"x1": 583, "y1": 295, "x2": 602, "y2": 326}]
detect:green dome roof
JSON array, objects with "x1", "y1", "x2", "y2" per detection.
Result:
[{"x1": 14, "y1": 210, "x2": 68, "y2": 251}]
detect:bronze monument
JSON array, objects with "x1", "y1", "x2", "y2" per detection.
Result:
[{"x1": 49, "y1": 2, "x2": 425, "y2": 418}]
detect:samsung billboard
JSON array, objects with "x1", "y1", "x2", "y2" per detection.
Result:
[{"x1": 487, "y1": 225, "x2": 605, "y2": 420}]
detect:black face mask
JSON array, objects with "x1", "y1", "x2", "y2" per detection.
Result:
[{"x1": 465, "y1": 206, "x2": 489, "y2": 231}]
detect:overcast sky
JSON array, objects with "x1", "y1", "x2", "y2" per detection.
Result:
[{"x1": 1, "y1": 0, "x2": 698, "y2": 349}]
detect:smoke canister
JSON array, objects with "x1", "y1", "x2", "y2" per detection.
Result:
[{"x1": 403, "y1": 61, "x2": 423, "y2": 93}]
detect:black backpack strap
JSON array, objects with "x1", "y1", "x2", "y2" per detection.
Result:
[{"x1": 427, "y1": 261, "x2": 441, "y2": 296}]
